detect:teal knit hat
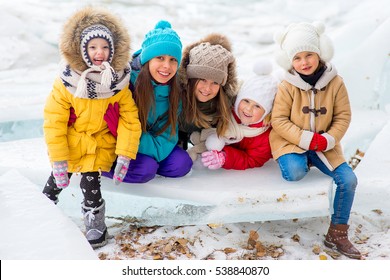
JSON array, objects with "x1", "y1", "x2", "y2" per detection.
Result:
[{"x1": 140, "y1": 20, "x2": 182, "y2": 66}]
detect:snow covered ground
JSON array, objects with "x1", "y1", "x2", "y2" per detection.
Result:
[{"x1": 1, "y1": 0, "x2": 390, "y2": 279}]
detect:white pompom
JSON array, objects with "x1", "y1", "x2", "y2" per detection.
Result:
[
  {"x1": 205, "y1": 133, "x2": 225, "y2": 151},
  {"x1": 312, "y1": 21, "x2": 325, "y2": 34},
  {"x1": 253, "y1": 57, "x2": 273, "y2": 76}
]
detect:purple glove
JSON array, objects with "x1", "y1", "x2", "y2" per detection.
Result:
[
  {"x1": 68, "y1": 107, "x2": 77, "y2": 127},
  {"x1": 113, "y1": 155, "x2": 130, "y2": 185},
  {"x1": 53, "y1": 160, "x2": 69, "y2": 188},
  {"x1": 201, "y1": 150, "x2": 226, "y2": 170},
  {"x1": 104, "y1": 102, "x2": 120, "y2": 138}
]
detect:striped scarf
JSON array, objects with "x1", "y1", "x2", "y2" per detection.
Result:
[{"x1": 59, "y1": 60, "x2": 131, "y2": 99}]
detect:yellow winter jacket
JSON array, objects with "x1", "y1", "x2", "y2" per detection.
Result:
[{"x1": 43, "y1": 78, "x2": 141, "y2": 173}]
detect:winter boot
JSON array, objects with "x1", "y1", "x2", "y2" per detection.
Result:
[
  {"x1": 324, "y1": 223, "x2": 362, "y2": 259},
  {"x1": 82, "y1": 200, "x2": 108, "y2": 249}
]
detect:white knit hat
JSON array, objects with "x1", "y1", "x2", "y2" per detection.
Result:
[
  {"x1": 273, "y1": 21, "x2": 334, "y2": 70},
  {"x1": 234, "y1": 58, "x2": 278, "y2": 124}
]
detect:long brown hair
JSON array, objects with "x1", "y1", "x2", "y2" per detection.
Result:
[
  {"x1": 182, "y1": 78, "x2": 232, "y2": 136},
  {"x1": 133, "y1": 61, "x2": 180, "y2": 136}
]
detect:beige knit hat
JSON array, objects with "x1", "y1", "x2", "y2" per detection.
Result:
[
  {"x1": 186, "y1": 42, "x2": 234, "y2": 86},
  {"x1": 274, "y1": 21, "x2": 334, "y2": 70}
]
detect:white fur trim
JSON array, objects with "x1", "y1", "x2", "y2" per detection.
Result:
[
  {"x1": 316, "y1": 151, "x2": 334, "y2": 171},
  {"x1": 322, "y1": 132, "x2": 335, "y2": 151},
  {"x1": 299, "y1": 130, "x2": 314, "y2": 150}
]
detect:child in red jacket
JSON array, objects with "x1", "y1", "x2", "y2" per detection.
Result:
[{"x1": 201, "y1": 59, "x2": 277, "y2": 170}]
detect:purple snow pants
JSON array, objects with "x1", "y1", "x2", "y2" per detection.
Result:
[{"x1": 102, "y1": 145, "x2": 193, "y2": 183}]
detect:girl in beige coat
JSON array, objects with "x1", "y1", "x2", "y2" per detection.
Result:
[{"x1": 271, "y1": 22, "x2": 361, "y2": 259}]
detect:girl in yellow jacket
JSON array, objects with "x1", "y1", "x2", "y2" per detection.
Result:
[
  {"x1": 271, "y1": 22, "x2": 361, "y2": 259},
  {"x1": 42, "y1": 7, "x2": 141, "y2": 248}
]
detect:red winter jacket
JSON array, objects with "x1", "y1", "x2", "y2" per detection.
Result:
[{"x1": 222, "y1": 112, "x2": 272, "y2": 170}]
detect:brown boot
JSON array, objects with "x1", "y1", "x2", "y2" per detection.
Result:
[{"x1": 324, "y1": 223, "x2": 362, "y2": 259}]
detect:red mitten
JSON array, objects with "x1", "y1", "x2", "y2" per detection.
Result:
[
  {"x1": 68, "y1": 107, "x2": 77, "y2": 127},
  {"x1": 201, "y1": 150, "x2": 226, "y2": 170},
  {"x1": 316, "y1": 134, "x2": 327, "y2": 151},
  {"x1": 309, "y1": 133, "x2": 327, "y2": 151},
  {"x1": 104, "y1": 102, "x2": 120, "y2": 138}
]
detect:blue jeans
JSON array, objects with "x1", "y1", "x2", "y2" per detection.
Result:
[{"x1": 277, "y1": 151, "x2": 357, "y2": 224}]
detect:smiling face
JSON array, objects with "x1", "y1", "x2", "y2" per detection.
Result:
[
  {"x1": 194, "y1": 79, "x2": 220, "y2": 103},
  {"x1": 237, "y1": 98, "x2": 265, "y2": 125},
  {"x1": 291, "y1": 51, "x2": 320, "y2": 75},
  {"x1": 148, "y1": 55, "x2": 178, "y2": 84},
  {"x1": 86, "y1": 38, "x2": 110, "y2": 66}
]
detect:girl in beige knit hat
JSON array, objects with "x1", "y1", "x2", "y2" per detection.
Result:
[{"x1": 178, "y1": 33, "x2": 238, "y2": 161}]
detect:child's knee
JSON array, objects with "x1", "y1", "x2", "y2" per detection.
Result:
[
  {"x1": 343, "y1": 172, "x2": 358, "y2": 192},
  {"x1": 279, "y1": 162, "x2": 308, "y2": 181},
  {"x1": 282, "y1": 169, "x2": 307, "y2": 181}
]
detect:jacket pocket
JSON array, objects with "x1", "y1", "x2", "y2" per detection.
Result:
[
  {"x1": 97, "y1": 133, "x2": 117, "y2": 168},
  {"x1": 67, "y1": 132, "x2": 82, "y2": 161}
]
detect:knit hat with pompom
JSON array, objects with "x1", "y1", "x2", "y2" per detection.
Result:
[
  {"x1": 234, "y1": 58, "x2": 278, "y2": 123},
  {"x1": 273, "y1": 21, "x2": 334, "y2": 70},
  {"x1": 140, "y1": 20, "x2": 182, "y2": 66}
]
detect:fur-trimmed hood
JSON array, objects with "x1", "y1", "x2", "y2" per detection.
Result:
[
  {"x1": 179, "y1": 33, "x2": 238, "y2": 98},
  {"x1": 59, "y1": 6, "x2": 131, "y2": 72}
]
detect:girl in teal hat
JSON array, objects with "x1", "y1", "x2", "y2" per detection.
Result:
[{"x1": 103, "y1": 20, "x2": 193, "y2": 183}]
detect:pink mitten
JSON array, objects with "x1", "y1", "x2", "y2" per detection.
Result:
[
  {"x1": 53, "y1": 160, "x2": 69, "y2": 188},
  {"x1": 201, "y1": 150, "x2": 226, "y2": 170},
  {"x1": 113, "y1": 155, "x2": 130, "y2": 185},
  {"x1": 104, "y1": 102, "x2": 120, "y2": 138}
]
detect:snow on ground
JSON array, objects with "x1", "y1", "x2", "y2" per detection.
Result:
[{"x1": 0, "y1": 170, "x2": 97, "y2": 260}]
